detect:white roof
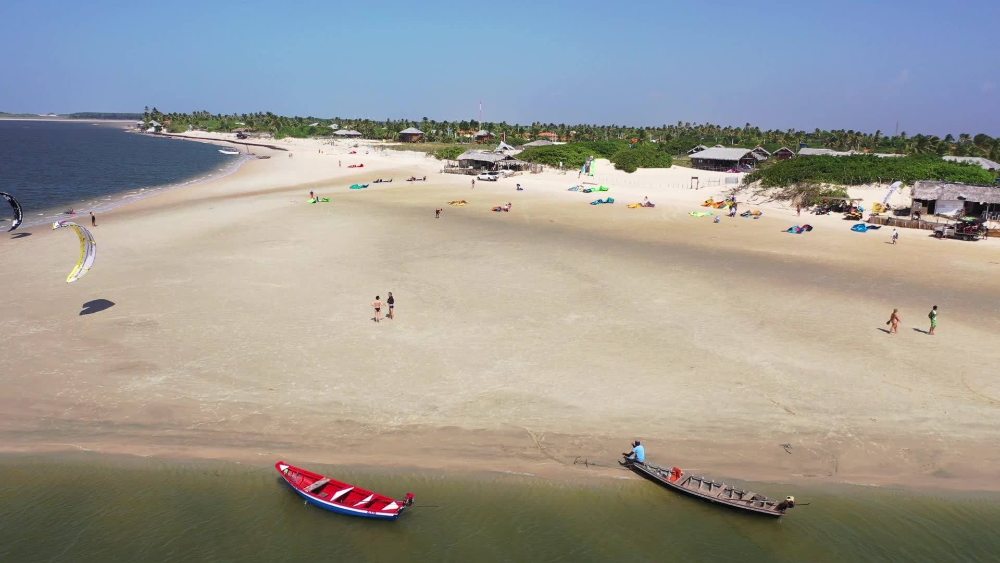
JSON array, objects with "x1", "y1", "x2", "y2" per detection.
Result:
[
  {"x1": 523, "y1": 140, "x2": 554, "y2": 148},
  {"x1": 399, "y1": 127, "x2": 424, "y2": 134},
  {"x1": 943, "y1": 156, "x2": 1000, "y2": 170},
  {"x1": 797, "y1": 147, "x2": 841, "y2": 156},
  {"x1": 689, "y1": 147, "x2": 755, "y2": 161}
]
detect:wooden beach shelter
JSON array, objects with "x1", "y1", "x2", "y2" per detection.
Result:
[
  {"x1": 398, "y1": 127, "x2": 424, "y2": 143},
  {"x1": 689, "y1": 147, "x2": 758, "y2": 171},
  {"x1": 911, "y1": 180, "x2": 1000, "y2": 220}
]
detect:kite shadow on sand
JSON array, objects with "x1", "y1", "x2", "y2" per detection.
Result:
[
  {"x1": 80, "y1": 299, "x2": 115, "y2": 316},
  {"x1": 10, "y1": 232, "x2": 31, "y2": 239}
]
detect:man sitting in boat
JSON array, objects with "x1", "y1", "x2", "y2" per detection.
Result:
[
  {"x1": 775, "y1": 496, "x2": 796, "y2": 512},
  {"x1": 623, "y1": 440, "x2": 645, "y2": 464}
]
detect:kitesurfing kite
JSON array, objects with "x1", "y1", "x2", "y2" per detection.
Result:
[
  {"x1": 52, "y1": 221, "x2": 96, "y2": 282},
  {"x1": 1, "y1": 192, "x2": 22, "y2": 232}
]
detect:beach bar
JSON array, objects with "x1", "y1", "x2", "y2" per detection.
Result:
[
  {"x1": 450, "y1": 150, "x2": 528, "y2": 173},
  {"x1": 911, "y1": 180, "x2": 1000, "y2": 221},
  {"x1": 689, "y1": 147, "x2": 758, "y2": 171}
]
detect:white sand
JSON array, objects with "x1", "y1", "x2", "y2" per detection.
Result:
[{"x1": 2, "y1": 133, "x2": 998, "y2": 490}]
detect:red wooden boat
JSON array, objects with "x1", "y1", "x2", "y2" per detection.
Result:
[{"x1": 275, "y1": 461, "x2": 413, "y2": 520}]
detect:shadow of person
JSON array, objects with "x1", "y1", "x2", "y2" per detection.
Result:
[
  {"x1": 877, "y1": 327, "x2": 891, "y2": 334},
  {"x1": 912, "y1": 327, "x2": 929, "y2": 334},
  {"x1": 80, "y1": 299, "x2": 115, "y2": 316},
  {"x1": 10, "y1": 232, "x2": 31, "y2": 239}
]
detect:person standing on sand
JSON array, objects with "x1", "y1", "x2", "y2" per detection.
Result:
[
  {"x1": 372, "y1": 296, "x2": 382, "y2": 323},
  {"x1": 928, "y1": 305, "x2": 938, "y2": 335},
  {"x1": 886, "y1": 308, "x2": 901, "y2": 334},
  {"x1": 435, "y1": 208, "x2": 442, "y2": 218},
  {"x1": 471, "y1": 178, "x2": 475, "y2": 189},
  {"x1": 90, "y1": 212, "x2": 97, "y2": 227},
  {"x1": 387, "y1": 292, "x2": 395, "y2": 319},
  {"x1": 891, "y1": 228, "x2": 899, "y2": 245}
]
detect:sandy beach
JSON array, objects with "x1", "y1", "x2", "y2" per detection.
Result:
[{"x1": 2, "y1": 133, "x2": 999, "y2": 492}]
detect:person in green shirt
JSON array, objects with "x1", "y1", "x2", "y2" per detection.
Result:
[{"x1": 928, "y1": 305, "x2": 938, "y2": 336}]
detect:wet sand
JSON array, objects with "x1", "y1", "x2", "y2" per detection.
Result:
[{"x1": 2, "y1": 136, "x2": 999, "y2": 491}]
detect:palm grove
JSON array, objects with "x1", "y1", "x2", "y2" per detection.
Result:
[{"x1": 142, "y1": 108, "x2": 1000, "y2": 187}]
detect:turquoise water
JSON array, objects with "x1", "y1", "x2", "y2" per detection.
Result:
[{"x1": 1, "y1": 454, "x2": 998, "y2": 562}]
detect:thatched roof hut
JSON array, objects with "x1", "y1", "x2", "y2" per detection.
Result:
[
  {"x1": 689, "y1": 147, "x2": 758, "y2": 171},
  {"x1": 911, "y1": 180, "x2": 1000, "y2": 217},
  {"x1": 398, "y1": 127, "x2": 424, "y2": 143}
]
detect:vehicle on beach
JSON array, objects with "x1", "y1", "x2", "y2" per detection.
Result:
[
  {"x1": 477, "y1": 171, "x2": 500, "y2": 181},
  {"x1": 275, "y1": 461, "x2": 413, "y2": 520},
  {"x1": 620, "y1": 458, "x2": 795, "y2": 518},
  {"x1": 934, "y1": 217, "x2": 986, "y2": 241}
]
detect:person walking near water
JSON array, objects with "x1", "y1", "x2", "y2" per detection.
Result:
[
  {"x1": 372, "y1": 296, "x2": 382, "y2": 323},
  {"x1": 886, "y1": 308, "x2": 901, "y2": 334},
  {"x1": 928, "y1": 305, "x2": 938, "y2": 335},
  {"x1": 471, "y1": 178, "x2": 475, "y2": 190},
  {"x1": 386, "y1": 292, "x2": 395, "y2": 319},
  {"x1": 90, "y1": 211, "x2": 97, "y2": 227}
]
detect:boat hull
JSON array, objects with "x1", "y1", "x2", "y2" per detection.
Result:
[
  {"x1": 624, "y1": 461, "x2": 785, "y2": 518},
  {"x1": 285, "y1": 483, "x2": 401, "y2": 520},
  {"x1": 275, "y1": 461, "x2": 410, "y2": 521}
]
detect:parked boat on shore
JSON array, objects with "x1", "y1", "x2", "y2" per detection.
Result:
[
  {"x1": 621, "y1": 459, "x2": 794, "y2": 517},
  {"x1": 218, "y1": 147, "x2": 240, "y2": 155},
  {"x1": 275, "y1": 461, "x2": 414, "y2": 520}
]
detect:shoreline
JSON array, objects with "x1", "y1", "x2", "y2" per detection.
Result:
[
  {"x1": 4, "y1": 134, "x2": 999, "y2": 498},
  {"x1": 13, "y1": 126, "x2": 253, "y2": 229}
]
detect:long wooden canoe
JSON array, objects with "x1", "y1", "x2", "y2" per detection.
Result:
[{"x1": 622, "y1": 459, "x2": 793, "y2": 517}]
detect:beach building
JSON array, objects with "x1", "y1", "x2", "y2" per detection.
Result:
[
  {"x1": 752, "y1": 146, "x2": 771, "y2": 160},
  {"x1": 687, "y1": 144, "x2": 708, "y2": 155},
  {"x1": 455, "y1": 150, "x2": 527, "y2": 172},
  {"x1": 911, "y1": 180, "x2": 1000, "y2": 219},
  {"x1": 493, "y1": 141, "x2": 519, "y2": 155},
  {"x1": 798, "y1": 147, "x2": 851, "y2": 156},
  {"x1": 689, "y1": 147, "x2": 758, "y2": 171},
  {"x1": 474, "y1": 130, "x2": 493, "y2": 142},
  {"x1": 398, "y1": 127, "x2": 424, "y2": 143},
  {"x1": 522, "y1": 139, "x2": 554, "y2": 148},
  {"x1": 334, "y1": 129, "x2": 363, "y2": 138},
  {"x1": 773, "y1": 147, "x2": 796, "y2": 160},
  {"x1": 537, "y1": 131, "x2": 560, "y2": 142},
  {"x1": 943, "y1": 156, "x2": 1000, "y2": 171}
]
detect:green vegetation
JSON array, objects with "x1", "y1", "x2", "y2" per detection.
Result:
[
  {"x1": 432, "y1": 146, "x2": 466, "y2": 160},
  {"x1": 517, "y1": 141, "x2": 628, "y2": 168},
  {"x1": 609, "y1": 145, "x2": 673, "y2": 173},
  {"x1": 141, "y1": 106, "x2": 1000, "y2": 164},
  {"x1": 745, "y1": 155, "x2": 994, "y2": 187}
]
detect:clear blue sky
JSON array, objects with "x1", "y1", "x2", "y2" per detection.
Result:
[{"x1": 2, "y1": 0, "x2": 997, "y2": 135}]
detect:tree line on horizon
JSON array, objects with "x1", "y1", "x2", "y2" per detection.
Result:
[{"x1": 142, "y1": 107, "x2": 1000, "y2": 162}]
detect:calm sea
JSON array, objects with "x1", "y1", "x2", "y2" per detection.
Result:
[
  {"x1": 0, "y1": 120, "x2": 240, "y2": 227},
  {"x1": 0, "y1": 454, "x2": 997, "y2": 562}
]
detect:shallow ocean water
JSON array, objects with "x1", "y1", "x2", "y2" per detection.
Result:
[
  {"x1": 0, "y1": 454, "x2": 997, "y2": 562},
  {"x1": 0, "y1": 120, "x2": 237, "y2": 227}
]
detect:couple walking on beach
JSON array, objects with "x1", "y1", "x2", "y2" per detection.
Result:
[
  {"x1": 372, "y1": 292, "x2": 395, "y2": 323},
  {"x1": 886, "y1": 305, "x2": 938, "y2": 335}
]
